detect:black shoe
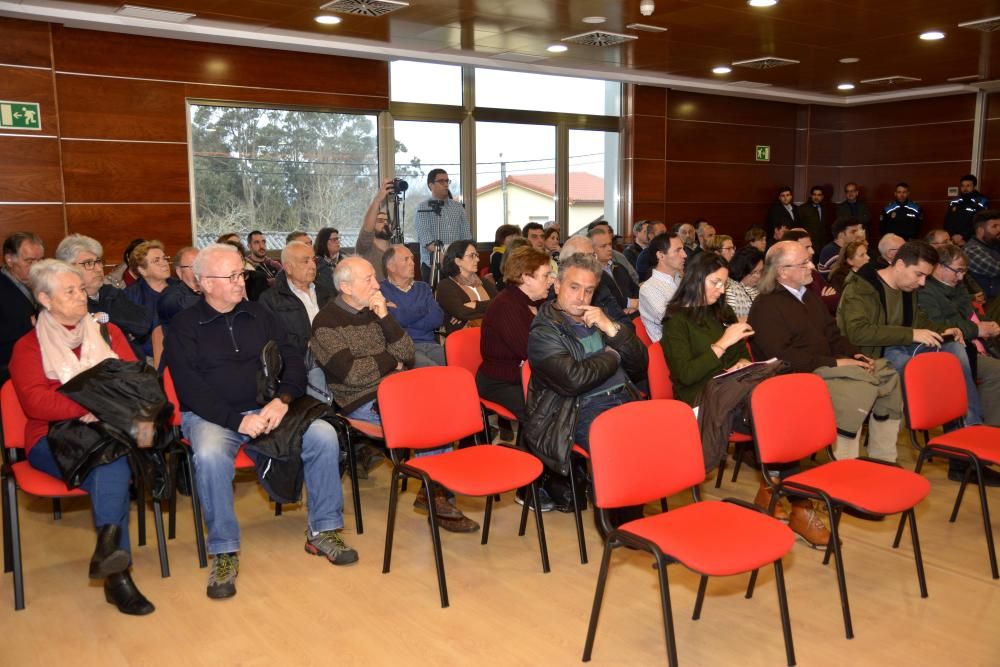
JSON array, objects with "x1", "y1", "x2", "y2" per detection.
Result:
[
  {"x1": 104, "y1": 570, "x2": 155, "y2": 615},
  {"x1": 514, "y1": 487, "x2": 555, "y2": 512},
  {"x1": 89, "y1": 525, "x2": 130, "y2": 580},
  {"x1": 948, "y1": 462, "x2": 1000, "y2": 487}
]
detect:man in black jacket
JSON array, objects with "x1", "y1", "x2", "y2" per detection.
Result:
[
  {"x1": 164, "y1": 243, "x2": 356, "y2": 601},
  {"x1": 0, "y1": 231, "x2": 43, "y2": 384},
  {"x1": 766, "y1": 186, "x2": 798, "y2": 244},
  {"x1": 157, "y1": 246, "x2": 202, "y2": 333}
]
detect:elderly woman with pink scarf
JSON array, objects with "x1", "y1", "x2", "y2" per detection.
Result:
[{"x1": 8, "y1": 259, "x2": 154, "y2": 615}]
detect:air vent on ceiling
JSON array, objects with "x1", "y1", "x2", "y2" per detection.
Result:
[
  {"x1": 859, "y1": 75, "x2": 922, "y2": 87},
  {"x1": 728, "y1": 81, "x2": 773, "y2": 88},
  {"x1": 958, "y1": 16, "x2": 1000, "y2": 32},
  {"x1": 115, "y1": 4, "x2": 195, "y2": 23},
  {"x1": 493, "y1": 52, "x2": 546, "y2": 63},
  {"x1": 319, "y1": 0, "x2": 409, "y2": 17},
  {"x1": 626, "y1": 23, "x2": 667, "y2": 33},
  {"x1": 732, "y1": 56, "x2": 800, "y2": 70},
  {"x1": 561, "y1": 31, "x2": 638, "y2": 47}
]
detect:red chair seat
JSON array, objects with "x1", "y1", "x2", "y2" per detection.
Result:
[
  {"x1": 571, "y1": 444, "x2": 590, "y2": 460},
  {"x1": 406, "y1": 445, "x2": 542, "y2": 496},
  {"x1": 480, "y1": 398, "x2": 517, "y2": 422},
  {"x1": 235, "y1": 447, "x2": 255, "y2": 469},
  {"x1": 619, "y1": 500, "x2": 794, "y2": 576},
  {"x1": 927, "y1": 425, "x2": 1000, "y2": 465},
  {"x1": 11, "y1": 461, "x2": 89, "y2": 498},
  {"x1": 347, "y1": 418, "x2": 384, "y2": 439},
  {"x1": 785, "y1": 459, "x2": 931, "y2": 515},
  {"x1": 729, "y1": 432, "x2": 752, "y2": 443}
]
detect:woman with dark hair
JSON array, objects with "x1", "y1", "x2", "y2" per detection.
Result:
[
  {"x1": 313, "y1": 227, "x2": 341, "y2": 293},
  {"x1": 661, "y1": 252, "x2": 754, "y2": 405},
  {"x1": 543, "y1": 227, "x2": 561, "y2": 256},
  {"x1": 724, "y1": 245, "x2": 765, "y2": 321},
  {"x1": 489, "y1": 224, "x2": 521, "y2": 286},
  {"x1": 827, "y1": 240, "x2": 870, "y2": 293},
  {"x1": 436, "y1": 240, "x2": 497, "y2": 334}
]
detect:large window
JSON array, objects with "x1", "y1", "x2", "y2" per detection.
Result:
[
  {"x1": 189, "y1": 103, "x2": 378, "y2": 247},
  {"x1": 393, "y1": 120, "x2": 462, "y2": 242},
  {"x1": 568, "y1": 130, "x2": 619, "y2": 236}
]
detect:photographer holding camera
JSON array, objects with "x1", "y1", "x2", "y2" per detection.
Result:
[
  {"x1": 356, "y1": 178, "x2": 397, "y2": 281},
  {"x1": 415, "y1": 169, "x2": 470, "y2": 285}
]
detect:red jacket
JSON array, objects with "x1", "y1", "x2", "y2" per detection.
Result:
[{"x1": 9, "y1": 323, "x2": 136, "y2": 453}]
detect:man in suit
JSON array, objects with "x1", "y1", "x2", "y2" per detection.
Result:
[
  {"x1": 798, "y1": 185, "x2": 829, "y2": 249},
  {"x1": 0, "y1": 231, "x2": 44, "y2": 384},
  {"x1": 836, "y1": 182, "x2": 872, "y2": 233},
  {"x1": 766, "y1": 186, "x2": 798, "y2": 244}
]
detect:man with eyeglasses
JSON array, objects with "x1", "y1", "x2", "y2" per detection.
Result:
[
  {"x1": 1, "y1": 231, "x2": 44, "y2": 384},
  {"x1": 157, "y1": 246, "x2": 202, "y2": 334},
  {"x1": 165, "y1": 243, "x2": 357, "y2": 600},
  {"x1": 55, "y1": 234, "x2": 153, "y2": 361},
  {"x1": 415, "y1": 168, "x2": 470, "y2": 282}
]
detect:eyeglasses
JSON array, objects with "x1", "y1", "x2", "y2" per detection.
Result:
[
  {"x1": 434, "y1": 179, "x2": 452, "y2": 185},
  {"x1": 75, "y1": 257, "x2": 104, "y2": 270},
  {"x1": 707, "y1": 278, "x2": 726, "y2": 289},
  {"x1": 202, "y1": 271, "x2": 249, "y2": 284},
  {"x1": 780, "y1": 260, "x2": 814, "y2": 270},
  {"x1": 942, "y1": 264, "x2": 968, "y2": 277},
  {"x1": 175, "y1": 264, "x2": 193, "y2": 270}
]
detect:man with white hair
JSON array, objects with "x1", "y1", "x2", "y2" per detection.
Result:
[
  {"x1": 165, "y1": 243, "x2": 357, "y2": 601},
  {"x1": 876, "y1": 233, "x2": 905, "y2": 268}
]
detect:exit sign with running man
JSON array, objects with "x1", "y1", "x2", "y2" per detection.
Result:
[{"x1": 0, "y1": 101, "x2": 41, "y2": 131}]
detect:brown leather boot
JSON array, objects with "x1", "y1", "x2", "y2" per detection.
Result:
[
  {"x1": 789, "y1": 499, "x2": 830, "y2": 549},
  {"x1": 753, "y1": 478, "x2": 789, "y2": 521}
]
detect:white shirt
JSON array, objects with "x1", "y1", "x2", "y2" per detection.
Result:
[
  {"x1": 781, "y1": 283, "x2": 807, "y2": 303},
  {"x1": 289, "y1": 281, "x2": 320, "y2": 323},
  {"x1": 638, "y1": 269, "x2": 681, "y2": 342}
]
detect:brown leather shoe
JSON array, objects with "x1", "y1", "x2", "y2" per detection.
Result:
[
  {"x1": 414, "y1": 487, "x2": 466, "y2": 521},
  {"x1": 433, "y1": 513, "x2": 481, "y2": 533},
  {"x1": 789, "y1": 500, "x2": 830, "y2": 549},
  {"x1": 753, "y1": 479, "x2": 789, "y2": 521}
]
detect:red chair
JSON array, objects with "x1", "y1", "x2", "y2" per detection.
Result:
[
  {"x1": 1, "y1": 380, "x2": 168, "y2": 609},
  {"x1": 898, "y1": 352, "x2": 1000, "y2": 578},
  {"x1": 632, "y1": 315, "x2": 652, "y2": 347},
  {"x1": 445, "y1": 327, "x2": 518, "y2": 442},
  {"x1": 582, "y1": 400, "x2": 796, "y2": 666},
  {"x1": 751, "y1": 373, "x2": 930, "y2": 639},
  {"x1": 378, "y1": 366, "x2": 549, "y2": 608}
]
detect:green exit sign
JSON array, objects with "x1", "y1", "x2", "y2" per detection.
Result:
[
  {"x1": 0, "y1": 101, "x2": 41, "y2": 131},
  {"x1": 755, "y1": 145, "x2": 770, "y2": 162}
]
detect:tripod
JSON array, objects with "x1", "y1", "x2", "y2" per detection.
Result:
[
  {"x1": 428, "y1": 241, "x2": 444, "y2": 291},
  {"x1": 387, "y1": 187, "x2": 406, "y2": 245}
]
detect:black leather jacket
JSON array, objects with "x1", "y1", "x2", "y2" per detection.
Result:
[
  {"x1": 523, "y1": 301, "x2": 647, "y2": 474},
  {"x1": 258, "y1": 272, "x2": 335, "y2": 355}
]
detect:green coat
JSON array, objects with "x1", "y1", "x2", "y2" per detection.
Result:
[
  {"x1": 917, "y1": 278, "x2": 978, "y2": 342},
  {"x1": 661, "y1": 307, "x2": 747, "y2": 406}
]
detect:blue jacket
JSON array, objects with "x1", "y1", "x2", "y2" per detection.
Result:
[
  {"x1": 945, "y1": 192, "x2": 988, "y2": 242},
  {"x1": 880, "y1": 200, "x2": 923, "y2": 240},
  {"x1": 379, "y1": 279, "x2": 444, "y2": 343},
  {"x1": 124, "y1": 277, "x2": 175, "y2": 356}
]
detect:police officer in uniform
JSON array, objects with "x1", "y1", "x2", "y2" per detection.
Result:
[
  {"x1": 945, "y1": 174, "x2": 988, "y2": 246},
  {"x1": 880, "y1": 181, "x2": 923, "y2": 240}
]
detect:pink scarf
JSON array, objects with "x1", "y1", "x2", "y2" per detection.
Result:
[{"x1": 35, "y1": 309, "x2": 118, "y2": 384}]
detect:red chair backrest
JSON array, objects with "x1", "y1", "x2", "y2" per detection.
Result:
[
  {"x1": 444, "y1": 327, "x2": 483, "y2": 376},
  {"x1": 590, "y1": 400, "x2": 704, "y2": 508},
  {"x1": 1, "y1": 380, "x2": 28, "y2": 449},
  {"x1": 378, "y1": 366, "x2": 484, "y2": 451},
  {"x1": 632, "y1": 316, "x2": 652, "y2": 347},
  {"x1": 161, "y1": 368, "x2": 183, "y2": 427},
  {"x1": 646, "y1": 342, "x2": 674, "y2": 400},
  {"x1": 903, "y1": 352, "x2": 967, "y2": 429},
  {"x1": 751, "y1": 373, "x2": 837, "y2": 463}
]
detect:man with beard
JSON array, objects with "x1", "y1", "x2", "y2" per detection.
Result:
[
  {"x1": 247, "y1": 231, "x2": 282, "y2": 289},
  {"x1": 356, "y1": 178, "x2": 396, "y2": 281}
]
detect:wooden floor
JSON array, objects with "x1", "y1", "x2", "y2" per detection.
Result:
[{"x1": 2, "y1": 439, "x2": 999, "y2": 666}]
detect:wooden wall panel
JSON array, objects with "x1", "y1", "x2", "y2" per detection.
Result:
[
  {"x1": 664, "y1": 163, "x2": 796, "y2": 203},
  {"x1": 666, "y1": 120, "x2": 797, "y2": 164},
  {"x1": 0, "y1": 66, "x2": 58, "y2": 135},
  {"x1": 184, "y1": 84, "x2": 385, "y2": 113},
  {"x1": 839, "y1": 122, "x2": 974, "y2": 166},
  {"x1": 57, "y1": 75, "x2": 187, "y2": 141},
  {"x1": 633, "y1": 159, "x2": 667, "y2": 203},
  {"x1": 631, "y1": 114, "x2": 666, "y2": 160},
  {"x1": 807, "y1": 129, "x2": 843, "y2": 167},
  {"x1": 667, "y1": 91, "x2": 799, "y2": 128},
  {"x1": 0, "y1": 205, "x2": 65, "y2": 249},
  {"x1": 61, "y1": 141, "x2": 190, "y2": 203},
  {"x1": 0, "y1": 138, "x2": 63, "y2": 202},
  {"x1": 66, "y1": 204, "x2": 193, "y2": 261},
  {"x1": 0, "y1": 18, "x2": 51, "y2": 68},
  {"x1": 811, "y1": 94, "x2": 976, "y2": 130}
]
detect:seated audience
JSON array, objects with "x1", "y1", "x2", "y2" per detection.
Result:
[
  {"x1": 623, "y1": 219, "x2": 651, "y2": 267},
  {"x1": 355, "y1": 179, "x2": 396, "y2": 282},
  {"x1": 696, "y1": 221, "x2": 716, "y2": 253},
  {"x1": 104, "y1": 238, "x2": 144, "y2": 289},
  {"x1": 489, "y1": 223, "x2": 521, "y2": 286},
  {"x1": 1, "y1": 231, "x2": 44, "y2": 384},
  {"x1": 314, "y1": 227, "x2": 343, "y2": 293},
  {"x1": 724, "y1": 245, "x2": 764, "y2": 321},
  {"x1": 745, "y1": 226, "x2": 767, "y2": 253},
  {"x1": 55, "y1": 234, "x2": 152, "y2": 361},
  {"x1": 436, "y1": 240, "x2": 497, "y2": 334},
  {"x1": 380, "y1": 244, "x2": 445, "y2": 368},
  {"x1": 590, "y1": 226, "x2": 638, "y2": 315},
  {"x1": 638, "y1": 231, "x2": 686, "y2": 342},
  {"x1": 560, "y1": 235, "x2": 633, "y2": 329},
  {"x1": 826, "y1": 240, "x2": 870, "y2": 293},
  {"x1": 818, "y1": 217, "x2": 863, "y2": 275},
  {"x1": 677, "y1": 222, "x2": 700, "y2": 260},
  {"x1": 876, "y1": 233, "x2": 905, "y2": 268},
  {"x1": 632, "y1": 220, "x2": 667, "y2": 281},
  {"x1": 965, "y1": 210, "x2": 1000, "y2": 299},
  {"x1": 781, "y1": 229, "x2": 839, "y2": 313},
  {"x1": 588, "y1": 220, "x2": 641, "y2": 286},
  {"x1": 523, "y1": 222, "x2": 546, "y2": 252},
  {"x1": 166, "y1": 244, "x2": 357, "y2": 600},
  {"x1": 246, "y1": 230, "x2": 282, "y2": 289},
  {"x1": 217, "y1": 234, "x2": 268, "y2": 300},
  {"x1": 543, "y1": 226, "x2": 561, "y2": 258},
  {"x1": 124, "y1": 240, "x2": 174, "y2": 366},
  {"x1": 706, "y1": 234, "x2": 735, "y2": 263},
  {"x1": 10, "y1": 259, "x2": 153, "y2": 614},
  {"x1": 157, "y1": 246, "x2": 202, "y2": 332},
  {"x1": 498, "y1": 237, "x2": 530, "y2": 290}
]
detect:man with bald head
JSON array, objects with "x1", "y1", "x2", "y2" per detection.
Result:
[
  {"x1": 876, "y1": 233, "x2": 905, "y2": 268},
  {"x1": 165, "y1": 243, "x2": 357, "y2": 601}
]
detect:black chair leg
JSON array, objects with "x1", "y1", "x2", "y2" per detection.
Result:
[
  {"x1": 692, "y1": 574, "x2": 708, "y2": 620},
  {"x1": 950, "y1": 466, "x2": 972, "y2": 522},
  {"x1": 906, "y1": 509, "x2": 928, "y2": 597},
  {"x1": 481, "y1": 494, "x2": 494, "y2": 545},
  {"x1": 152, "y1": 499, "x2": 170, "y2": 578},
  {"x1": 655, "y1": 554, "x2": 679, "y2": 667},
  {"x1": 827, "y1": 508, "x2": 854, "y2": 639},
  {"x1": 569, "y1": 461, "x2": 588, "y2": 565},
  {"x1": 345, "y1": 427, "x2": 363, "y2": 534},
  {"x1": 715, "y1": 455, "x2": 726, "y2": 489},
  {"x1": 167, "y1": 453, "x2": 178, "y2": 540},
  {"x1": 6, "y1": 476, "x2": 24, "y2": 610},
  {"x1": 822, "y1": 508, "x2": 842, "y2": 566},
  {"x1": 2, "y1": 472, "x2": 11, "y2": 574},
  {"x1": 274, "y1": 503, "x2": 282, "y2": 516},
  {"x1": 529, "y1": 482, "x2": 550, "y2": 573},
  {"x1": 135, "y1": 476, "x2": 146, "y2": 547},
  {"x1": 185, "y1": 451, "x2": 207, "y2": 568},
  {"x1": 582, "y1": 539, "x2": 615, "y2": 662},
  {"x1": 660, "y1": 498, "x2": 668, "y2": 513},
  {"x1": 892, "y1": 513, "x2": 907, "y2": 548},
  {"x1": 51, "y1": 498, "x2": 61, "y2": 520},
  {"x1": 425, "y1": 480, "x2": 450, "y2": 608},
  {"x1": 745, "y1": 568, "x2": 759, "y2": 599},
  {"x1": 731, "y1": 450, "x2": 744, "y2": 483},
  {"x1": 382, "y1": 467, "x2": 401, "y2": 575},
  {"x1": 774, "y1": 559, "x2": 796, "y2": 667},
  {"x1": 972, "y1": 461, "x2": 999, "y2": 579},
  {"x1": 517, "y1": 487, "x2": 530, "y2": 537}
]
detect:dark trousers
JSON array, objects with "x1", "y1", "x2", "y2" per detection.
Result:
[{"x1": 475, "y1": 370, "x2": 526, "y2": 422}]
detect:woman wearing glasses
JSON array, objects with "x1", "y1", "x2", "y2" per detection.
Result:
[
  {"x1": 55, "y1": 234, "x2": 153, "y2": 362},
  {"x1": 436, "y1": 239, "x2": 497, "y2": 334},
  {"x1": 124, "y1": 240, "x2": 175, "y2": 367}
]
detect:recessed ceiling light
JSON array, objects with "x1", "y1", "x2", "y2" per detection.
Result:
[
  {"x1": 712, "y1": 66, "x2": 732, "y2": 74},
  {"x1": 837, "y1": 83, "x2": 855, "y2": 91},
  {"x1": 315, "y1": 15, "x2": 342, "y2": 25},
  {"x1": 747, "y1": 0, "x2": 777, "y2": 7},
  {"x1": 920, "y1": 31, "x2": 945, "y2": 40},
  {"x1": 582, "y1": 16, "x2": 606, "y2": 24},
  {"x1": 546, "y1": 44, "x2": 568, "y2": 53},
  {"x1": 839, "y1": 57, "x2": 859, "y2": 64}
]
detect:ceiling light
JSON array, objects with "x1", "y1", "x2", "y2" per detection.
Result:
[
  {"x1": 639, "y1": 0, "x2": 655, "y2": 17},
  {"x1": 920, "y1": 31, "x2": 945, "y2": 40},
  {"x1": 839, "y1": 57, "x2": 859, "y2": 64},
  {"x1": 582, "y1": 16, "x2": 606, "y2": 24},
  {"x1": 712, "y1": 66, "x2": 732, "y2": 74},
  {"x1": 747, "y1": 0, "x2": 778, "y2": 7},
  {"x1": 315, "y1": 15, "x2": 342, "y2": 24},
  {"x1": 115, "y1": 4, "x2": 195, "y2": 22},
  {"x1": 837, "y1": 83, "x2": 855, "y2": 91},
  {"x1": 546, "y1": 44, "x2": 568, "y2": 53}
]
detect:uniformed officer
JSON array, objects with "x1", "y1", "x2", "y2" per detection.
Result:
[
  {"x1": 944, "y1": 174, "x2": 988, "y2": 246},
  {"x1": 880, "y1": 182, "x2": 923, "y2": 240}
]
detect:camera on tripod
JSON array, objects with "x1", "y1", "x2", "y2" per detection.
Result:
[{"x1": 391, "y1": 177, "x2": 409, "y2": 197}]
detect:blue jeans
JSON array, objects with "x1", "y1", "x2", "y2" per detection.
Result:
[
  {"x1": 574, "y1": 389, "x2": 633, "y2": 452},
  {"x1": 181, "y1": 410, "x2": 345, "y2": 555},
  {"x1": 347, "y1": 399, "x2": 449, "y2": 458},
  {"x1": 883, "y1": 341, "x2": 984, "y2": 426},
  {"x1": 28, "y1": 437, "x2": 132, "y2": 552}
]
